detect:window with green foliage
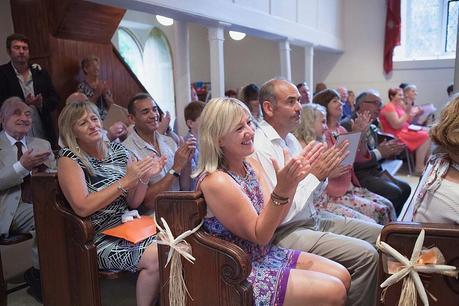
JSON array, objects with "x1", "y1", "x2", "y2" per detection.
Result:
[{"x1": 116, "y1": 28, "x2": 144, "y2": 80}]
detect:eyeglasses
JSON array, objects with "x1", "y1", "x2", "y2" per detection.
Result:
[{"x1": 362, "y1": 100, "x2": 382, "y2": 107}]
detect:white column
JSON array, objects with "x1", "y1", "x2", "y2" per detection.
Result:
[
  {"x1": 279, "y1": 39, "x2": 291, "y2": 81},
  {"x1": 208, "y1": 26, "x2": 225, "y2": 98},
  {"x1": 454, "y1": 15, "x2": 459, "y2": 95},
  {"x1": 304, "y1": 45, "x2": 314, "y2": 90},
  {"x1": 173, "y1": 20, "x2": 191, "y2": 136}
]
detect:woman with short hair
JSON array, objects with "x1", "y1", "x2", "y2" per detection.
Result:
[{"x1": 77, "y1": 55, "x2": 114, "y2": 120}]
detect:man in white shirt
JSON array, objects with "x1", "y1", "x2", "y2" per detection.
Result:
[
  {"x1": 253, "y1": 79, "x2": 382, "y2": 306},
  {"x1": 123, "y1": 93, "x2": 196, "y2": 210}
]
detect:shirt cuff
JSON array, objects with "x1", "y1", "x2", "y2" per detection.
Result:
[
  {"x1": 372, "y1": 149, "x2": 382, "y2": 161},
  {"x1": 306, "y1": 173, "x2": 321, "y2": 186},
  {"x1": 282, "y1": 174, "x2": 320, "y2": 225},
  {"x1": 13, "y1": 161, "x2": 30, "y2": 177}
]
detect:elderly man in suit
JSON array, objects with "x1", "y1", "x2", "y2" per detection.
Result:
[
  {"x1": 0, "y1": 33, "x2": 59, "y2": 148},
  {"x1": 0, "y1": 96, "x2": 55, "y2": 302},
  {"x1": 341, "y1": 90, "x2": 411, "y2": 215}
]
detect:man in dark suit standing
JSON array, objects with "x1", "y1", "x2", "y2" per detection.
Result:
[{"x1": 0, "y1": 33, "x2": 59, "y2": 147}]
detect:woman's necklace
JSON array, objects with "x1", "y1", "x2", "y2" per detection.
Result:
[{"x1": 223, "y1": 162, "x2": 250, "y2": 181}]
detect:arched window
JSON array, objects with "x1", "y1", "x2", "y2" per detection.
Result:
[
  {"x1": 143, "y1": 28, "x2": 176, "y2": 121},
  {"x1": 116, "y1": 27, "x2": 144, "y2": 81}
]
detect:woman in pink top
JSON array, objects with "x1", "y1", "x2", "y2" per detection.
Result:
[
  {"x1": 313, "y1": 89, "x2": 396, "y2": 224},
  {"x1": 379, "y1": 88, "x2": 430, "y2": 174}
]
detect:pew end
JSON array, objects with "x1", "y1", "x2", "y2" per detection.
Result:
[
  {"x1": 32, "y1": 172, "x2": 253, "y2": 306},
  {"x1": 155, "y1": 191, "x2": 253, "y2": 306},
  {"x1": 377, "y1": 222, "x2": 459, "y2": 306}
]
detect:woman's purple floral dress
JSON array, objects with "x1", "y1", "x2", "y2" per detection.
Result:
[{"x1": 201, "y1": 162, "x2": 300, "y2": 305}]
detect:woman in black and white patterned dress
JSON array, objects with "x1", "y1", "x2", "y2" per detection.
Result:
[{"x1": 57, "y1": 100, "x2": 165, "y2": 306}]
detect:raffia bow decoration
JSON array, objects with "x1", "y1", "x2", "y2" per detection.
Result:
[
  {"x1": 376, "y1": 229, "x2": 458, "y2": 306},
  {"x1": 155, "y1": 217, "x2": 203, "y2": 306}
]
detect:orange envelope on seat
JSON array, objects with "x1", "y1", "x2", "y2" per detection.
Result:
[{"x1": 102, "y1": 216, "x2": 157, "y2": 244}]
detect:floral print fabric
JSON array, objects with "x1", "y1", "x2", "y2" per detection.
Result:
[{"x1": 202, "y1": 162, "x2": 300, "y2": 305}]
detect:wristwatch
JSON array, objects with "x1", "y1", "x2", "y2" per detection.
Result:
[{"x1": 168, "y1": 168, "x2": 180, "y2": 177}]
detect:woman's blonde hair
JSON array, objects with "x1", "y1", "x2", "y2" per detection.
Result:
[
  {"x1": 192, "y1": 97, "x2": 251, "y2": 177},
  {"x1": 293, "y1": 103, "x2": 327, "y2": 144},
  {"x1": 58, "y1": 100, "x2": 106, "y2": 176},
  {"x1": 430, "y1": 95, "x2": 459, "y2": 154}
]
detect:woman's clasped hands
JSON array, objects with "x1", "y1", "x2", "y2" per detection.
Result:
[{"x1": 125, "y1": 155, "x2": 167, "y2": 188}]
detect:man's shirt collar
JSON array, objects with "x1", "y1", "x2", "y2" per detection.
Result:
[{"x1": 4, "y1": 131, "x2": 27, "y2": 148}]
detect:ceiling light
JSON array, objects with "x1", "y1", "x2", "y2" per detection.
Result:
[
  {"x1": 156, "y1": 15, "x2": 174, "y2": 26},
  {"x1": 229, "y1": 31, "x2": 246, "y2": 41}
]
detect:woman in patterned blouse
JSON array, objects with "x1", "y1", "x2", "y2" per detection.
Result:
[
  {"x1": 77, "y1": 55, "x2": 114, "y2": 120},
  {"x1": 57, "y1": 101, "x2": 165, "y2": 306}
]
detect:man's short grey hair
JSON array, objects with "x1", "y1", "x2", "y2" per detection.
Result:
[
  {"x1": 355, "y1": 89, "x2": 382, "y2": 111},
  {"x1": 0, "y1": 96, "x2": 26, "y2": 118},
  {"x1": 403, "y1": 84, "x2": 417, "y2": 92}
]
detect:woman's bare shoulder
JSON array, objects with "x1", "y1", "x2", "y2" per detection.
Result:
[{"x1": 200, "y1": 170, "x2": 233, "y2": 191}]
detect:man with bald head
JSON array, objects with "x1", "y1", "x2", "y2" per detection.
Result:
[
  {"x1": 65, "y1": 91, "x2": 88, "y2": 104},
  {"x1": 337, "y1": 86, "x2": 353, "y2": 120},
  {"x1": 253, "y1": 79, "x2": 382, "y2": 306}
]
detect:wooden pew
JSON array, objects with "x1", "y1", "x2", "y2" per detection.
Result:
[
  {"x1": 155, "y1": 192, "x2": 253, "y2": 306},
  {"x1": 32, "y1": 172, "x2": 253, "y2": 306},
  {"x1": 378, "y1": 163, "x2": 459, "y2": 305},
  {"x1": 32, "y1": 171, "x2": 104, "y2": 306},
  {"x1": 377, "y1": 222, "x2": 459, "y2": 306}
]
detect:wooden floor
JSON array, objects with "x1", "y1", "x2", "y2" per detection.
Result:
[{"x1": 3, "y1": 165, "x2": 420, "y2": 306}]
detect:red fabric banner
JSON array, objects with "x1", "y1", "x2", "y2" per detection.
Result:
[{"x1": 384, "y1": 0, "x2": 401, "y2": 74}]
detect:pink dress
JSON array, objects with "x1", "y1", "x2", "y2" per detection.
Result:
[
  {"x1": 379, "y1": 102, "x2": 429, "y2": 151},
  {"x1": 319, "y1": 127, "x2": 397, "y2": 224}
]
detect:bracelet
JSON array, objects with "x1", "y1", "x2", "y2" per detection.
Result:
[
  {"x1": 271, "y1": 191, "x2": 289, "y2": 206},
  {"x1": 117, "y1": 181, "x2": 128, "y2": 195},
  {"x1": 271, "y1": 191, "x2": 289, "y2": 201},
  {"x1": 138, "y1": 176, "x2": 148, "y2": 185}
]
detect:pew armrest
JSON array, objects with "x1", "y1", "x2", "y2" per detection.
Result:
[
  {"x1": 32, "y1": 172, "x2": 102, "y2": 306},
  {"x1": 155, "y1": 191, "x2": 253, "y2": 306},
  {"x1": 377, "y1": 222, "x2": 459, "y2": 306}
]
